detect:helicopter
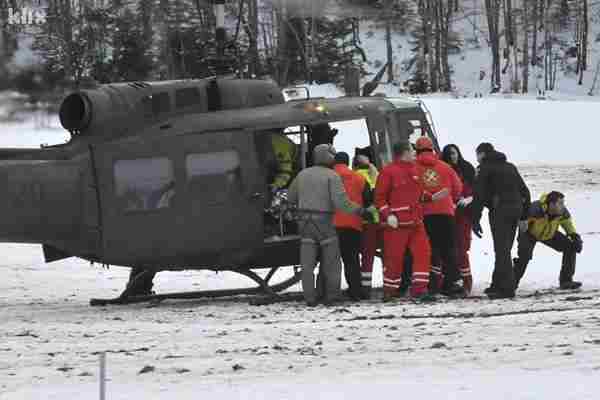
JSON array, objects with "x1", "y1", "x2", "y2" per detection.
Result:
[
  {"x1": 0, "y1": 2, "x2": 442, "y2": 306},
  {"x1": 0, "y1": 75, "x2": 440, "y2": 306}
]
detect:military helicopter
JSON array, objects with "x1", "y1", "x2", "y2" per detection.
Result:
[{"x1": 0, "y1": 4, "x2": 441, "y2": 306}]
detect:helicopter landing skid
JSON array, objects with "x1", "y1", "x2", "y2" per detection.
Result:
[{"x1": 89, "y1": 266, "x2": 302, "y2": 306}]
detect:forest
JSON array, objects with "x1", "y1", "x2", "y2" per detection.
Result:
[{"x1": 0, "y1": 0, "x2": 598, "y2": 96}]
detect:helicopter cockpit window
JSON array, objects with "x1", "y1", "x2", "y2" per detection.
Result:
[
  {"x1": 114, "y1": 157, "x2": 175, "y2": 212},
  {"x1": 186, "y1": 150, "x2": 242, "y2": 204}
]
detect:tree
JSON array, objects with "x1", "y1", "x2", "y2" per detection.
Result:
[
  {"x1": 485, "y1": 0, "x2": 501, "y2": 91},
  {"x1": 407, "y1": 0, "x2": 455, "y2": 93},
  {"x1": 112, "y1": 9, "x2": 153, "y2": 81},
  {"x1": 34, "y1": 1, "x2": 114, "y2": 87}
]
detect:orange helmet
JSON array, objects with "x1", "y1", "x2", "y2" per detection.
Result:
[{"x1": 415, "y1": 136, "x2": 434, "y2": 151}]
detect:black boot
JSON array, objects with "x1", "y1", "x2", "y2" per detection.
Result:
[
  {"x1": 483, "y1": 285, "x2": 497, "y2": 294},
  {"x1": 513, "y1": 257, "x2": 525, "y2": 289},
  {"x1": 441, "y1": 281, "x2": 466, "y2": 297},
  {"x1": 559, "y1": 281, "x2": 582, "y2": 290},
  {"x1": 487, "y1": 289, "x2": 515, "y2": 299}
]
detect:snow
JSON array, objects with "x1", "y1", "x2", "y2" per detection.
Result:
[
  {"x1": 354, "y1": 2, "x2": 600, "y2": 98},
  {"x1": 2, "y1": 95, "x2": 600, "y2": 399},
  {"x1": 302, "y1": 83, "x2": 600, "y2": 165}
]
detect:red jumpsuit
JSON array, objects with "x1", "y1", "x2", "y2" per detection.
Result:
[
  {"x1": 455, "y1": 175, "x2": 474, "y2": 293},
  {"x1": 415, "y1": 152, "x2": 463, "y2": 291},
  {"x1": 375, "y1": 160, "x2": 432, "y2": 297}
]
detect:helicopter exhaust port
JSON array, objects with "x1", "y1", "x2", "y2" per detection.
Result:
[{"x1": 59, "y1": 92, "x2": 92, "y2": 131}]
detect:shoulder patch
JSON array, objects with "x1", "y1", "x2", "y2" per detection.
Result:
[{"x1": 421, "y1": 168, "x2": 440, "y2": 188}]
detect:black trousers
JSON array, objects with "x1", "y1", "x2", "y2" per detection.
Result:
[
  {"x1": 515, "y1": 231, "x2": 577, "y2": 285},
  {"x1": 337, "y1": 228, "x2": 363, "y2": 298},
  {"x1": 424, "y1": 215, "x2": 460, "y2": 285},
  {"x1": 489, "y1": 208, "x2": 520, "y2": 293}
]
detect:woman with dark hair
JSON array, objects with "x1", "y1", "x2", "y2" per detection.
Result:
[{"x1": 441, "y1": 144, "x2": 476, "y2": 295}]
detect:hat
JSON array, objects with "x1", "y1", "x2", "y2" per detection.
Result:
[
  {"x1": 334, "y1": 151, "x2": 350, "y2": 165},
  {"x1": 476, "y1": 142, "x2": 495, "y2": 154},
  {"x1": 313, "y1": 144, "x2": 337, "y2": 166},
  {"x1": 415, "y1": 136, "x2": 434, "y2": 151}
]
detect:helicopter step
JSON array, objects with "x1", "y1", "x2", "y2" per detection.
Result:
[{"x1": 89, "y1": 266, "x2": 302, "y2": 306}]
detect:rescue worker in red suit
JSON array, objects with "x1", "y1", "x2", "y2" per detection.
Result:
[
  {"x1": 333, "y1": 152, "x2": 373, "y2": 300},
  {"x1": 441, "y1": 144, "x2": 476, "y2": 295},
  {"x1": 414, "y1": 137, "x2": 464, "y2": 296},
  {"x1": 353, "y1": 154, "x2": 381, "y2": 297},
  {"x1": 375, "y1": 142, "x2": 446, "y2": 301}
]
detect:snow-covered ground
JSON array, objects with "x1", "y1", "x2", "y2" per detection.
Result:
[
  {"x1": 1, "y1": 94, "x2": 600, "y2": 399},
  {"x1": 353, "y1": 2, "x2": 600, "y2": 98}
]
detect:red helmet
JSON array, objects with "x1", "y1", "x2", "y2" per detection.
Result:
[{"x1": 415, "y1": 136, "x2": 434, "y2": 151}]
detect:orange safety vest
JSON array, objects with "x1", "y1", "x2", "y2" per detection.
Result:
[{"x1": 333, "y1": 164, "x2": 366, "y2": 231}]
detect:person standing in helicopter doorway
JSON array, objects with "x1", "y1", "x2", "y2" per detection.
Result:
[
  {"x1": 287, "y1": 144, "x2": 373, "y2": 306},
  {"x1": 353, "y1": 153, "x2": 381, "y2": 298},
  {"x1": 333, "y1": 152, "x2": 373, "y2": 301},
  {"x1": 441, "y1": 144, "x2": 476, "y2": 295}
]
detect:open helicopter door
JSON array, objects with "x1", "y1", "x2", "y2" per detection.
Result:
[{"x1": 94, "y1": 129, "x2": 264, "y2": 267}]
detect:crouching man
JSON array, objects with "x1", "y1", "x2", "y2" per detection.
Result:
[
  {"x1": 514, "y1": 191, "x2": 584, "y2": 290},
  {"x1": 287, "y1": 144, "x2": 372, "y2": 306}
]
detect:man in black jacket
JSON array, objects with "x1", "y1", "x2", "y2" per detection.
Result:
[{"x1": 471, "y1": 143, "x2": 531, "y2": 299}]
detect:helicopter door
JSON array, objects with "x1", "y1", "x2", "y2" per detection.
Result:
[
  {"x1": 176, "y1": 129, "x2": 265, "y2": 261},
  {"x1": 96, "y1": 129, "x2": 264, "y2": 267}
]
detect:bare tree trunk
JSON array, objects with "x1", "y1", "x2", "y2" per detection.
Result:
[
  {"x1": 276, "y1": 4, "x2": 289, "y2": 86},
  {"x1": 419, "y1": 0, "x2": 432, "y2": 92},
  {"x1": 522, "y1": 0, "x2": 530, "y2": 93},
  {"x1": 61, "y1": 0, "x2": 74, "y2": 84},
  {"x1": 503, "y1": 0, "x2": 519, "y2": 91},
  {"x1": 588, "y1": 58, "x2": 600, "y2": 95},
  {"x1": 485, "y1": 0, "x2": 501, "y2": 91},
  {"x1": 543, "y1": 0, "x2": 547, "y2": 91},
  {"x1": 531, "y1": 0, "x2": 538, "y2": 67},
  {"x1": 385, "y1": 0, "x2": 394, "y2": 83},
  {"x1": 441, "y1": 1, "x2": 452, "y2": 91},
  {"x1": 308, "y1": 2, "x2": 316, "y2": 83},
  {"x1": 582, "y1": 0, "x2": 588, "y2": 70},
  {"x1": 0, "y1": 1, "x2": 6, "y2": 81},
  {"x1": 578, "y1": 0, "x2": 588, "y2": 84},
  {"x1": 433, "y1": 0, "x2": 441, "y2": 91},
  {"x1": 248, "y1": 0, "x2": 259, "y2": 77}
]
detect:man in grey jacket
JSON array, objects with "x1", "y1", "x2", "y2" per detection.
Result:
[{"x1": 287, "y1": 144, "x2": 371, "y2": 306}]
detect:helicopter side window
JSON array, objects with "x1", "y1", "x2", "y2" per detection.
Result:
[
  {"x1": 114, "y1": 157, "x2": 175, "y2": 212},
  {"x1": 185, "y1": 150, "x2": 242, "y2": 204}
]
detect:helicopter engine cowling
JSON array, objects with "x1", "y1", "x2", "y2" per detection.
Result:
[{"x1": 58, "y1": 79, "x2": 285, "y2": 142}]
